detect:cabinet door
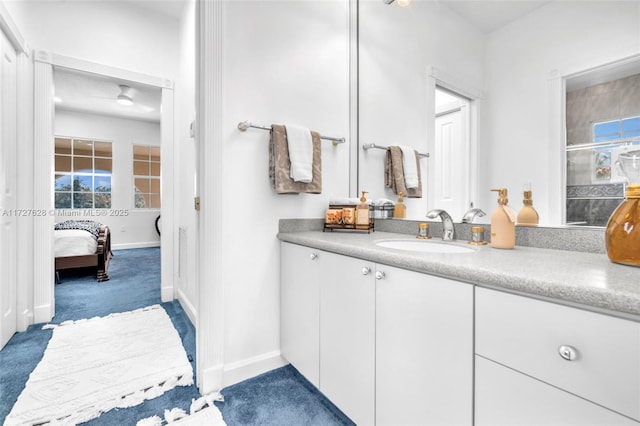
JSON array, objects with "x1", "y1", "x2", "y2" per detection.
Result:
[
  {"x1": 280, "y1": 242, "x2": 320, "y2": 387},
  {"x1": 376, "y1": 266, "x2": 473, "y2": 426},
  {"x1": 476, "y1": 356, "x2": 639, "y2": 426},
  {"x1": 320, "y1": 252, "x2": 375, "y2": 426}
]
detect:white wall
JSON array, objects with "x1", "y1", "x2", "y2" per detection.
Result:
[
  {"x1": 214, "y1": 0, "x2": 351, "y2": 386},
  {"x1": 54, "y1": 109, "x2": 161, "y2": 248},
  {"x1": 481, "y1": 1, "x2": 640, "y2": 225},
  {"x1": 358, "y1": 0, "x2": 485, "y2": 220},
  {"x1": 3, "y1": 0, "x2": 180, "y2": 80}
]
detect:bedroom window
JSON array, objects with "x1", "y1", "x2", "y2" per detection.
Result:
[
  {"x1": 54, "y1": 137, "x2": 112, "y2": 209},
  {"x1": 133, "y1": 145, "x2": 161, "y2": 209}
]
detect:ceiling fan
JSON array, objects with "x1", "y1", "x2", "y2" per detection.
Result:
[{"x1": 116, "y1": 85, "x2": 134, "y2": 106}]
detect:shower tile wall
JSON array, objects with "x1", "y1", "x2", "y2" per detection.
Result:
[{"x1": 565, "y1": 74, "x2": 640, "y2": 225}]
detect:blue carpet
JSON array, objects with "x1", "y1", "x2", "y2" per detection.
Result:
[
  {"x1": 1, "y1": 247, "x2": 353, "y2": 425},
  {"x1": 54, "y1": 247, "x2": 162, "y2": 322},
  {"x1": 216, "y1": 364, "x2": 355, "y2": 426}
]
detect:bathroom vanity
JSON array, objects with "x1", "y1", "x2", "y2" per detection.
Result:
[{"x1": 279, "y1": 227, "x2": 640, "y2": 425}]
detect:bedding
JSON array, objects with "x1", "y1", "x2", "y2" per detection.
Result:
[{"x1": 54, "y1": 229, "x2": 99, "y2": 258}]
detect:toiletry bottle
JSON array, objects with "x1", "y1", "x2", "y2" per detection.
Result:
[
  {"x1": 517, "y1": 184, "x2": 539, "y2": 226},
  {"x1": 490, "y1": 188, "x2": 516, "y2": 249},
  {"x1": 393, "y1": 192, "x2": 406, "y2": 219},
  {"x1": 356, "y1": 190, "x2": 370, "y2": 227}
]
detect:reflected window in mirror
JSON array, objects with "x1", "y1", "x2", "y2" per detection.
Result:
[
  {"x1": 565, "y1": 73, "x2": 640, "y2": 226},
  {"x1": 54, "y1": 137, "x2": 113, "y2": 209}
]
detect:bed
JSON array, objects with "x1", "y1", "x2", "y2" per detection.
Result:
[{"x1": 54, "y1": 220, "x2": 112, "y2": 282}]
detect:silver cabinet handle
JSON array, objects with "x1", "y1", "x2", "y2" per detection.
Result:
[
  {"x1": 310, "y1": 252, "x2": 318, "y2": 260},
  {"x1": 362, "y1": 266, "x2": 371, "y2": 275},
  {"x1": 558, "y1": 345, "x2": 578, "y2": 361},
  {"x1": 375, "y1": 270, "x2": 386, "y2": 280}
]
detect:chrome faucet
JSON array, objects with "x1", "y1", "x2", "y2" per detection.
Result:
[
  {"x1": 426, "y1": 209, "x2": 455, "y2": 241},
  {"x1": 462, "y1": 208, "x2": 486, "y2": 223}
]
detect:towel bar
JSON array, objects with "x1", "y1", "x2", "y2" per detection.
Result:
[
  {"x1": 237, "y1": 120, "x2": 345, "y2": 146},
  {"x1": 362, "y1": 143, "x2": 429, "y2": 158}
]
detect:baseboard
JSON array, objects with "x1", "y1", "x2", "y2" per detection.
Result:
[
  {"x1": 222, "y1": 350, "x2": 287, "y2": 388},
  {"x1": 17, "y1": 309, "x2": 33, "y2": 332},
  {"x1": 199, "y1": 364, "x2": 224, "y2": 395},
  {"x1": 33, "y1": 303, "x2": 53, "y2": 324},
  {"x1": 161, "y1": 285, "x2": 174, "y2": 302},
  {"x1": 112, "y1": 241, "x2": 160, "y2": 250},
  {"x1": 176, "y1": 288, "x2": 197, "y2": 326}
]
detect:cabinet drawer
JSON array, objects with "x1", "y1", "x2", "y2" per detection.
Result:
[
  {"x1": 476, "y1": 356, "x2": 639, "y2": 426},
  {"x1": 476, "y1": 287, "x2": 640, "y2": 421}
]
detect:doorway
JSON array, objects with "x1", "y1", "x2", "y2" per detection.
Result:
[
  {"x1": 33, "y1": 52, "x2": 176, "y2": 324},
  {"x1": 433, "y1": 87, "x2": 471, "y2": 220}
]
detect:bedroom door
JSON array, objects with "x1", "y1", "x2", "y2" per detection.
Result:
[{"x1": 0, "y1": 29, "x2": 18, "y2": 349}]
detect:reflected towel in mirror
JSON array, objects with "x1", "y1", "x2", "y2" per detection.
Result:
[{"x1": 385, "y1": 146, "x2": 422, "y2": 198}]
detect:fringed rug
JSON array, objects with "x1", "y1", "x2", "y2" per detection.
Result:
[
  {"x1": 5, "y1": 305, "x2": 193, "y2": 425},
  {"x1": 137, "y1": 392, "x2": 227, "y2": 426}
]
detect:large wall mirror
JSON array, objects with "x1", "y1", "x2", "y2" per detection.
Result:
[{"x1": 356, "y1": 0, "x2": 640, "y2": 226}]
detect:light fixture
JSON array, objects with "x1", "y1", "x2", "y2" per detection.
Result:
[
  {"x1": 384, "y1": 0, "x2": 411, "y2": 6},
  {"x1": 116, "y1": 85, "x2": 134, "y2": 106}
]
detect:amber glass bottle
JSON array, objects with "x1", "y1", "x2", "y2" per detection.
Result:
[{"x1": 605, "y1": 184, "x2": 640, "y2": 267}]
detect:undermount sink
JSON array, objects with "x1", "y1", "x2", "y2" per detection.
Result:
[{"x1": 375, "y1": 239, "x2": 475, "y2": 254}]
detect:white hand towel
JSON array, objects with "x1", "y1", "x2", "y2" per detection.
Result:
[
  {"x1": 285, "y1": 125, "x2": 314, "y2": 183},
  {"x1": 399, "y1": 145, "x2": 419, "y2": 189}
]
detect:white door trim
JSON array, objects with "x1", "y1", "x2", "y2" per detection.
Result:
[
  {"x1": 32, "y1": 50, "x2": 175, "y2": 323},
  {"x1": 196, "y1": 0, "x2": 225, "y2": 394}
]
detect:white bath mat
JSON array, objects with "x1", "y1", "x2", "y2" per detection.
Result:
[
  {"x1": 5, "y1": 305, "x2": 194, "y2": 426},
  {"x1": 136, "y1": 392, "x2": 227, "y2": 426}
]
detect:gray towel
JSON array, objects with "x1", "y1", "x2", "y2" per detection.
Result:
[
  {"x1": 385, "y1": 146, "x2": 422, "y2": 198},
  {"x1": 270, "y1": 124, "x2": 322, "y2": 194}
]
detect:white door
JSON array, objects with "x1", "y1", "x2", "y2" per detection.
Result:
[
  {"x1": 433, "y1": 88, "x2": 470, "y2": 220},
  {"x1": 0, "y1": 29, "x2": 17, "y2": 349}
]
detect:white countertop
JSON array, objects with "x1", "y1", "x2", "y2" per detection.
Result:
[{"x1": 278, "y1": 230, "x2": 640, "y2": 320}]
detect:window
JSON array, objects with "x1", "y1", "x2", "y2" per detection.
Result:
[
  {"x1": 133, "y1": 145, "x2": 161, "y2": 209},
  {"x1": 54, "y1": 137, "x2": 112, "y2": 209},
  {"x1": 593, "y1": 116, "x2": 640, "y2": 142}
]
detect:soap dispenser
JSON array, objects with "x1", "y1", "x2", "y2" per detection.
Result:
[
  {"x1": 517, "y1": 184, "x2": 539, "y2": 226},
  {"x1": 393, "y1": 192, "x2": 406, "y2": 219},
  {"x1": 356, "y1": 190, "x2": 370, "y2": 227},
  {"x1": 490, "y1": 188, "x2": 516, "y2": 249}
]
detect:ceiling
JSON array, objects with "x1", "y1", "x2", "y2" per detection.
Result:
[
  {"x1": 54, "y1": 67, "x2": 162, "y2": 123},
  {"x1": 439, "y1": 0, "x2": 551, "y2": 34},
  {"x1": 53, "y1": 0, "x2": 548, "y2": 122},
  {"x1": 125, "y1": 0, "x2": 186, "y2": 20}
]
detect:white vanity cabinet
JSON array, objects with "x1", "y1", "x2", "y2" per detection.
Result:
[
  {"x1": 280, "y1": 241, "x2": 474, "y2": 426},
  {"x1": 280, "y1": 242, "x2": 375, "y2": 424},
  {"x1": 280, "y1": 242, "x2": 321, "y2": 387},
  {"x1": 376, "y1": 266, "x2": 473, "y2": 426},
  {"x1": 475, "y1": 287, "x2": 640, "y2": 425}
]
